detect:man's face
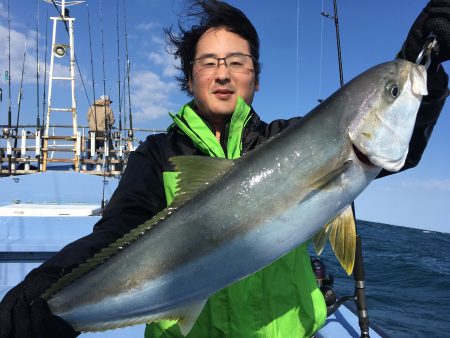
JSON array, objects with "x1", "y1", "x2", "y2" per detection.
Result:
[{"x1": 189, "y1": 27, "x2": 259, "y2": 124}]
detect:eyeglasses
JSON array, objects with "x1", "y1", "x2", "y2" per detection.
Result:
[{"x1": 191, "y1": 54, "x2": 256, "y2": 75}]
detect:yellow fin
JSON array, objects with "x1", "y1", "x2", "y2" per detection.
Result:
[
  {"x1": 312, "y1": 223, "x2": 331, "y2": 256},
  {"x1": 177, "y1": 300, "x2": 207, "y2": 336},
  {"x1": 313, "y1": 206, "x2": 356, "y2": 275},
  {"x1": 170, "y1": 156, "x2": 235, "y2": 207}
]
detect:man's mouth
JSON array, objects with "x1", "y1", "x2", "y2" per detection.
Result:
[{"x1": 212, "y1": 88, "x2": 234, "y2": 95}]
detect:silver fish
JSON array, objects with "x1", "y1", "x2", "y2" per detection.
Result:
[{"x1": 42, "y1": 60, "x2": 427, "y2": 335}]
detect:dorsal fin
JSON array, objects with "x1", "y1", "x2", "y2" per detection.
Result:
[
  {"x1": 170, "y1": 155, "x2": 235, "y2": 207},
  {"x1": 41, "y1": 156, "x2": 236, "y2": 301},
  {"x1": 313, "y1": 206, "x2": 356, "y2": 275}
]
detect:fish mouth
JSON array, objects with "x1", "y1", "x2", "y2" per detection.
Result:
[{"x1": 352, "y1": 144, "x2": 375, "y2": 167}]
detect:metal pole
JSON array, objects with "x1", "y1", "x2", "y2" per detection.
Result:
[
  {"x1": 332, "y1": 2, "x2": 370, "y2": 337},
  {"x1": 333, "y1": 0, "x2": 344, "y2": 87}
]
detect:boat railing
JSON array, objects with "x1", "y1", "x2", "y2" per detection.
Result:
[{"x1": 0, "y1": 124, "x2": 165, "y2": 176}]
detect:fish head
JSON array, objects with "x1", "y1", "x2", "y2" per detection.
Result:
[{"x1": 348, "y1": 60, "x2": 427, "y2": 172}]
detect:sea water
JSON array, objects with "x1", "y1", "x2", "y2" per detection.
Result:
[{"x1": 316, "y1": 220, "x2": 450, "y2": 337}]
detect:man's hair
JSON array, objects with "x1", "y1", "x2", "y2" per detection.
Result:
[{"x1": 165, "y1": 0, "x2": 260, "y2": 95}]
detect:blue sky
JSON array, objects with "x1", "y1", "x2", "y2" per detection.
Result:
[{"x1": 0, "y1": 0, "x2": 448, "y2": 232}]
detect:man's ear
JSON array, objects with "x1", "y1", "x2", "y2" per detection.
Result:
[{"x1": 255, "y1": 80, "x2": 259, "y2": 92}]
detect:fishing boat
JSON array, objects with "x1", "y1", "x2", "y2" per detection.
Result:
[
  {"x1": 0, "y1": 0, "x2": 144, "y2": 177},
  {"x1": 0, "y1": 1, "x2": 391, "y2": 337}
]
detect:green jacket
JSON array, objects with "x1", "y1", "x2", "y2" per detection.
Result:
[{"x1": 145, "y1": 98, "x2": 327, "y2": 338}]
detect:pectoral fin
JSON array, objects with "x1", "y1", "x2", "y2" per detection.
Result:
[{"x1": 313, "y1": 206, "x2": 356, "y2": 275}]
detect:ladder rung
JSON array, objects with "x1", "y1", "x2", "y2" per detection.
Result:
[
  {"x1": 81, "y1": 158, "x2": 126, "y2": 164},
  {"x1": 9, "y1": 157, "x2": 39, "y2": 163},
  {"x1": 49, "y1": 108, "x2": 74, "y2": 112},
  {"x1": 42, "y1": 135, "x2": 76, "y2": 140},
  {"x1": 51, "y1": 76, "x2": 74, "y2": 80},
  {"x1": 46, "y1": 158, "x2": 75, "y2": 163},
  {"x1": 42, "y1": 148, "x2": 75, "y2": 152}
]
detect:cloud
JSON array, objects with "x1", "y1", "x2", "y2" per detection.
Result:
[
  {"x1": 130, "y1": 71, "x2": 177, "y2": 121},
  {"x1": 146, "y1": 51, "x2": 179, "y2": 77},
  {"x1": 0, "y1": 25, "x2": 37, "y2": 85},
  {"x1": 151, "y1": 35, "x2": 165, "y2": 45},
  {"x1": 136, "y1": 22, "x2": 159, "y2": 32},
  {"x1": 0, "y1": 3, "x2": 7, "y2": 20}
]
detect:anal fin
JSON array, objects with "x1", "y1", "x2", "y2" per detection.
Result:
[
  {"x1": 176, "y1": 299, "x2": 207, "y2": 336},
  {"x1": 313, "y1": 206, "x2": 356, "y2": 275},
  {"x1": 74, "y1": 299, "x2": 207, "y2": 335}
]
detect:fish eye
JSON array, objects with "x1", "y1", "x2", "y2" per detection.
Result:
[{"x1": 386, "y1": 82, "x2": 400, "y2": 98}]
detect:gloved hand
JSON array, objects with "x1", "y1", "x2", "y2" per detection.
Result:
[
  {"x1": 0, "y1": 272, "x2": 79, "y2": 338},
  {"x1": 399, "y1": 0, "x2": 450, "y2": 68}
]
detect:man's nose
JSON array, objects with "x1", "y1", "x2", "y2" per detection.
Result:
[{"x1": 215, "y1": 59, "x2": 231, "y2": 81}]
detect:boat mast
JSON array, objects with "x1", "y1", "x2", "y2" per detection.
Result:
[{"x1": 42, "y1": 0, "x2": 84, "y2": 172}]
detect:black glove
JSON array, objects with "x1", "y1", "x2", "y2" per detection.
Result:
[
  {"x1": 0, "y1": 272, "x2": 79, "y2": 338},
  {"x1": 398, "y1": 1, "x2": 450, "y2": 99},
  {"x1": 400, "y1": 0, "x2": 450, "y2": 67}
]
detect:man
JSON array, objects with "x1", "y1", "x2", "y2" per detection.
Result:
[
  {"x1": 87, "y1": 95, "x2": 115, "y2": 153},
  {"x1": 0, "y1": 1, "x2": 449, "y2": 337}
]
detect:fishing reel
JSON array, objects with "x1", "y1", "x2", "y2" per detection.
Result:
[
  {"x1": 311, "y1": 257, "x2": 337, "y2": 308},
  {"x1": 1, "y1": 127, "x2": 16, "y2": 139}
]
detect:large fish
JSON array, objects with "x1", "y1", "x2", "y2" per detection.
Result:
[{"x1": 41, "y1": 59, "x2": 427, "y2": 334}]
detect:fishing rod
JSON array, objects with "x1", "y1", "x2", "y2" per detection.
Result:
[
  {"x1": 116, "y1": 0, "x2": 122, "y2": 135},
  {"x1": 42, "y1": 7, "x2": 48, "y2": 128},
  {"x1": 38, "y1": 6, "x2": 50, "y2": 173},
  {"x1": 321, "y1": 1, "x2": 370, "y2": 337},
  {"x1": 36, "y1": 0, "x2": 41, "y2": 171},
  {"x1": 36, "y1": 0, "x2": 41, "y2": 135},
  {"x1": 7, "y1": 0, "x2": 12, "y2": 174},
  {"x1": 123, "y1": 0, "x2": 133, "y2": 139},
  {"x1": 321, "y1": 0, "x2": 344, "y2": 86},
  {"x1": 86, "y1": 4, "x2": 98, "y2": 136},
  {"x1": 100, "y1": 0, "x2": 109, "y2": 212},
  {"x1": 14, "y1": 22, "x2": 29, "y2": 152},
  {"x1": 122, "y1": 54, "x2": 127, "y2": 130}
]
